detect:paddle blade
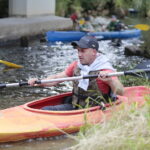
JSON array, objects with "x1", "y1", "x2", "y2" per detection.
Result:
[
  {"x1": 124, "y1": 61, "x2": 150, "y2": 79},
  {"x1": 134, "y1": 61, "x2": 150, "y2": 79},
  {"x1": 0, "y1": 60, "x2": 23, "y2": 68},
  {"x1": 134, "y1": 24, "x2": 150, "y2": 31}
]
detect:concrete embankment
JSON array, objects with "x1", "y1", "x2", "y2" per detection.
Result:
[{"x1": 0, "y1": 15, "x2": 72, "y2": 46}]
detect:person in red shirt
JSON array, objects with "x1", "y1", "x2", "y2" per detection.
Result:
[
  {"x1": 70, "y1": 12, "x2": 78, "y2": 30},
  {"x1": 70, "y1": 13, "x2": 78, "y2": 23},
  {"x1": 28, "y1": 36, "x2": 124, "y2": 110}
]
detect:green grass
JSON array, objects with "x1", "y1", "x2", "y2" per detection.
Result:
[
  {"x1": 120, "y1": 75, "x2": 150, "y2": 87},
  {"x1": 68, "y1": 94, "x2": 150, "y2": 150}
]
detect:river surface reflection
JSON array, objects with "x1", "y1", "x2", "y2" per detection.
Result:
[{"x1": 0, "y1": 34, "x2": 147, "y2": 149}]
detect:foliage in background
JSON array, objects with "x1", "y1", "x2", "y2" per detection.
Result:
[
  {"x1": 132, "y1": 0, "x2": 150, "y2": 17},
  {"x1": 80, "y1": 0, "x2": 101, "y2": 12},
  {"x1": 56, "y1": 0, "x2": 82, "y2": 17},
  {"x1": 56, "y1": 0, "x2": 150, "y2": 18},
  {"x1": 0, "y1": 0, "x2": 150, "y2": 18},
  {"x1": 115, "y1": 0, "x2": 150, "y2": 17}
]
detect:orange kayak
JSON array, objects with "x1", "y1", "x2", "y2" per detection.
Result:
[{"x1": 0, "y1": 86, "x2": 149, "y2": 143}]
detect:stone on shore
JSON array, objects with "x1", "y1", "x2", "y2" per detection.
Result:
[
  {"x1": 124, "y1": 45, "x2": 150, "y2": 58},
  {"x1": 124, "y1": 45, "x2": 144, "y2": 56}
]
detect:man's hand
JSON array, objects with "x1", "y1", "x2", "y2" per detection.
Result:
[
  {"x1": 28, "y1": 78, "x2": 39, "y2": 86},
  {"x1": 98, "y1": 71, "x2": 124, "y2": 96},
  {"x1": 98, "y1": 71, "x2": 112, "y2": 82}
]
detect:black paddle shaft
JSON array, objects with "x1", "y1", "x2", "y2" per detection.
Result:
[{"x1": 0, "y1": 82, "x2": 28, "y2": 88}]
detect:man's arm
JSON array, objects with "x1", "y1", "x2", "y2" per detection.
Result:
[
  {"x1": 28, "y1": 61, "x2": 77, "y2": 87},
  {"x1": 28, "y1": 71, "x2": 68, "y2": 87},
  {"x1": 106, "y1": 78, "x2": 124, "y2": 95}
]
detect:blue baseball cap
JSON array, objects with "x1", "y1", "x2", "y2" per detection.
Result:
[{"x1": 71, "y1": 35, "x2": 99, "y2": 51}]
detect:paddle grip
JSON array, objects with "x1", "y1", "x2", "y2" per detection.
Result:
[
  {"x1": 124, "y1": 70, "x2": 135, "y2": 75},
  {"x1": 35, "y1": 80, "x2": 41, "y2": 84},
  {"x1": 83, "y1": 75, "x2": 98, "y2": 79},
  {"x1": 19, "y1": 82, "x2": 29, "y2": 86}
]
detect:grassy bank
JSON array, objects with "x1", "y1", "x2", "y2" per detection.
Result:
[
  {"x1": 69, "y1": 94, "x2": 150, "y2": 150},
  {"x1": 66, "y1": 73, "x2": 150, "y2": 150}
]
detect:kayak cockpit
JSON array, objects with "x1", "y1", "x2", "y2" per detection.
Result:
[
  {"x1": 23, "y1": 86, "x2": 150, "y2": 115},
  {"x1": 27, "y1": 92, "x2": 72, "y2": 109},
  {"x1": 23, "y1": 92, "x2": 123, "y2": 115}
]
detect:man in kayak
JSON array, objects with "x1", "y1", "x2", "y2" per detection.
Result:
[{"x1": 28, "y1": 36, "x2": 124, "y2": 110}]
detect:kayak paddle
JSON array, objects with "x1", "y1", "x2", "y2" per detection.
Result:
[
  {"x1": 130, "y1": 24, "x2": 150, "y2": 31},
  {"x1": 0, "y1": 60, "x2": 23, "y2": 68},
  {"x1": 0, "y1": 61, "x2": 150, "y2": 89}
]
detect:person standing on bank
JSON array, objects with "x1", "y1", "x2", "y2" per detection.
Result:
[{"x1": 28, "y1": 36, "x2": 124, "y2": 111}]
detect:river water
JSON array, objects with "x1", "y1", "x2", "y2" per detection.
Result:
[{"x1": 0, "y1": 17, "x2": 149, "y2": 150}]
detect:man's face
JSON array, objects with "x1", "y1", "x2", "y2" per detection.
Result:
[{"x1": 77, "y1": 47, "x2": 97, "y2": 65}]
